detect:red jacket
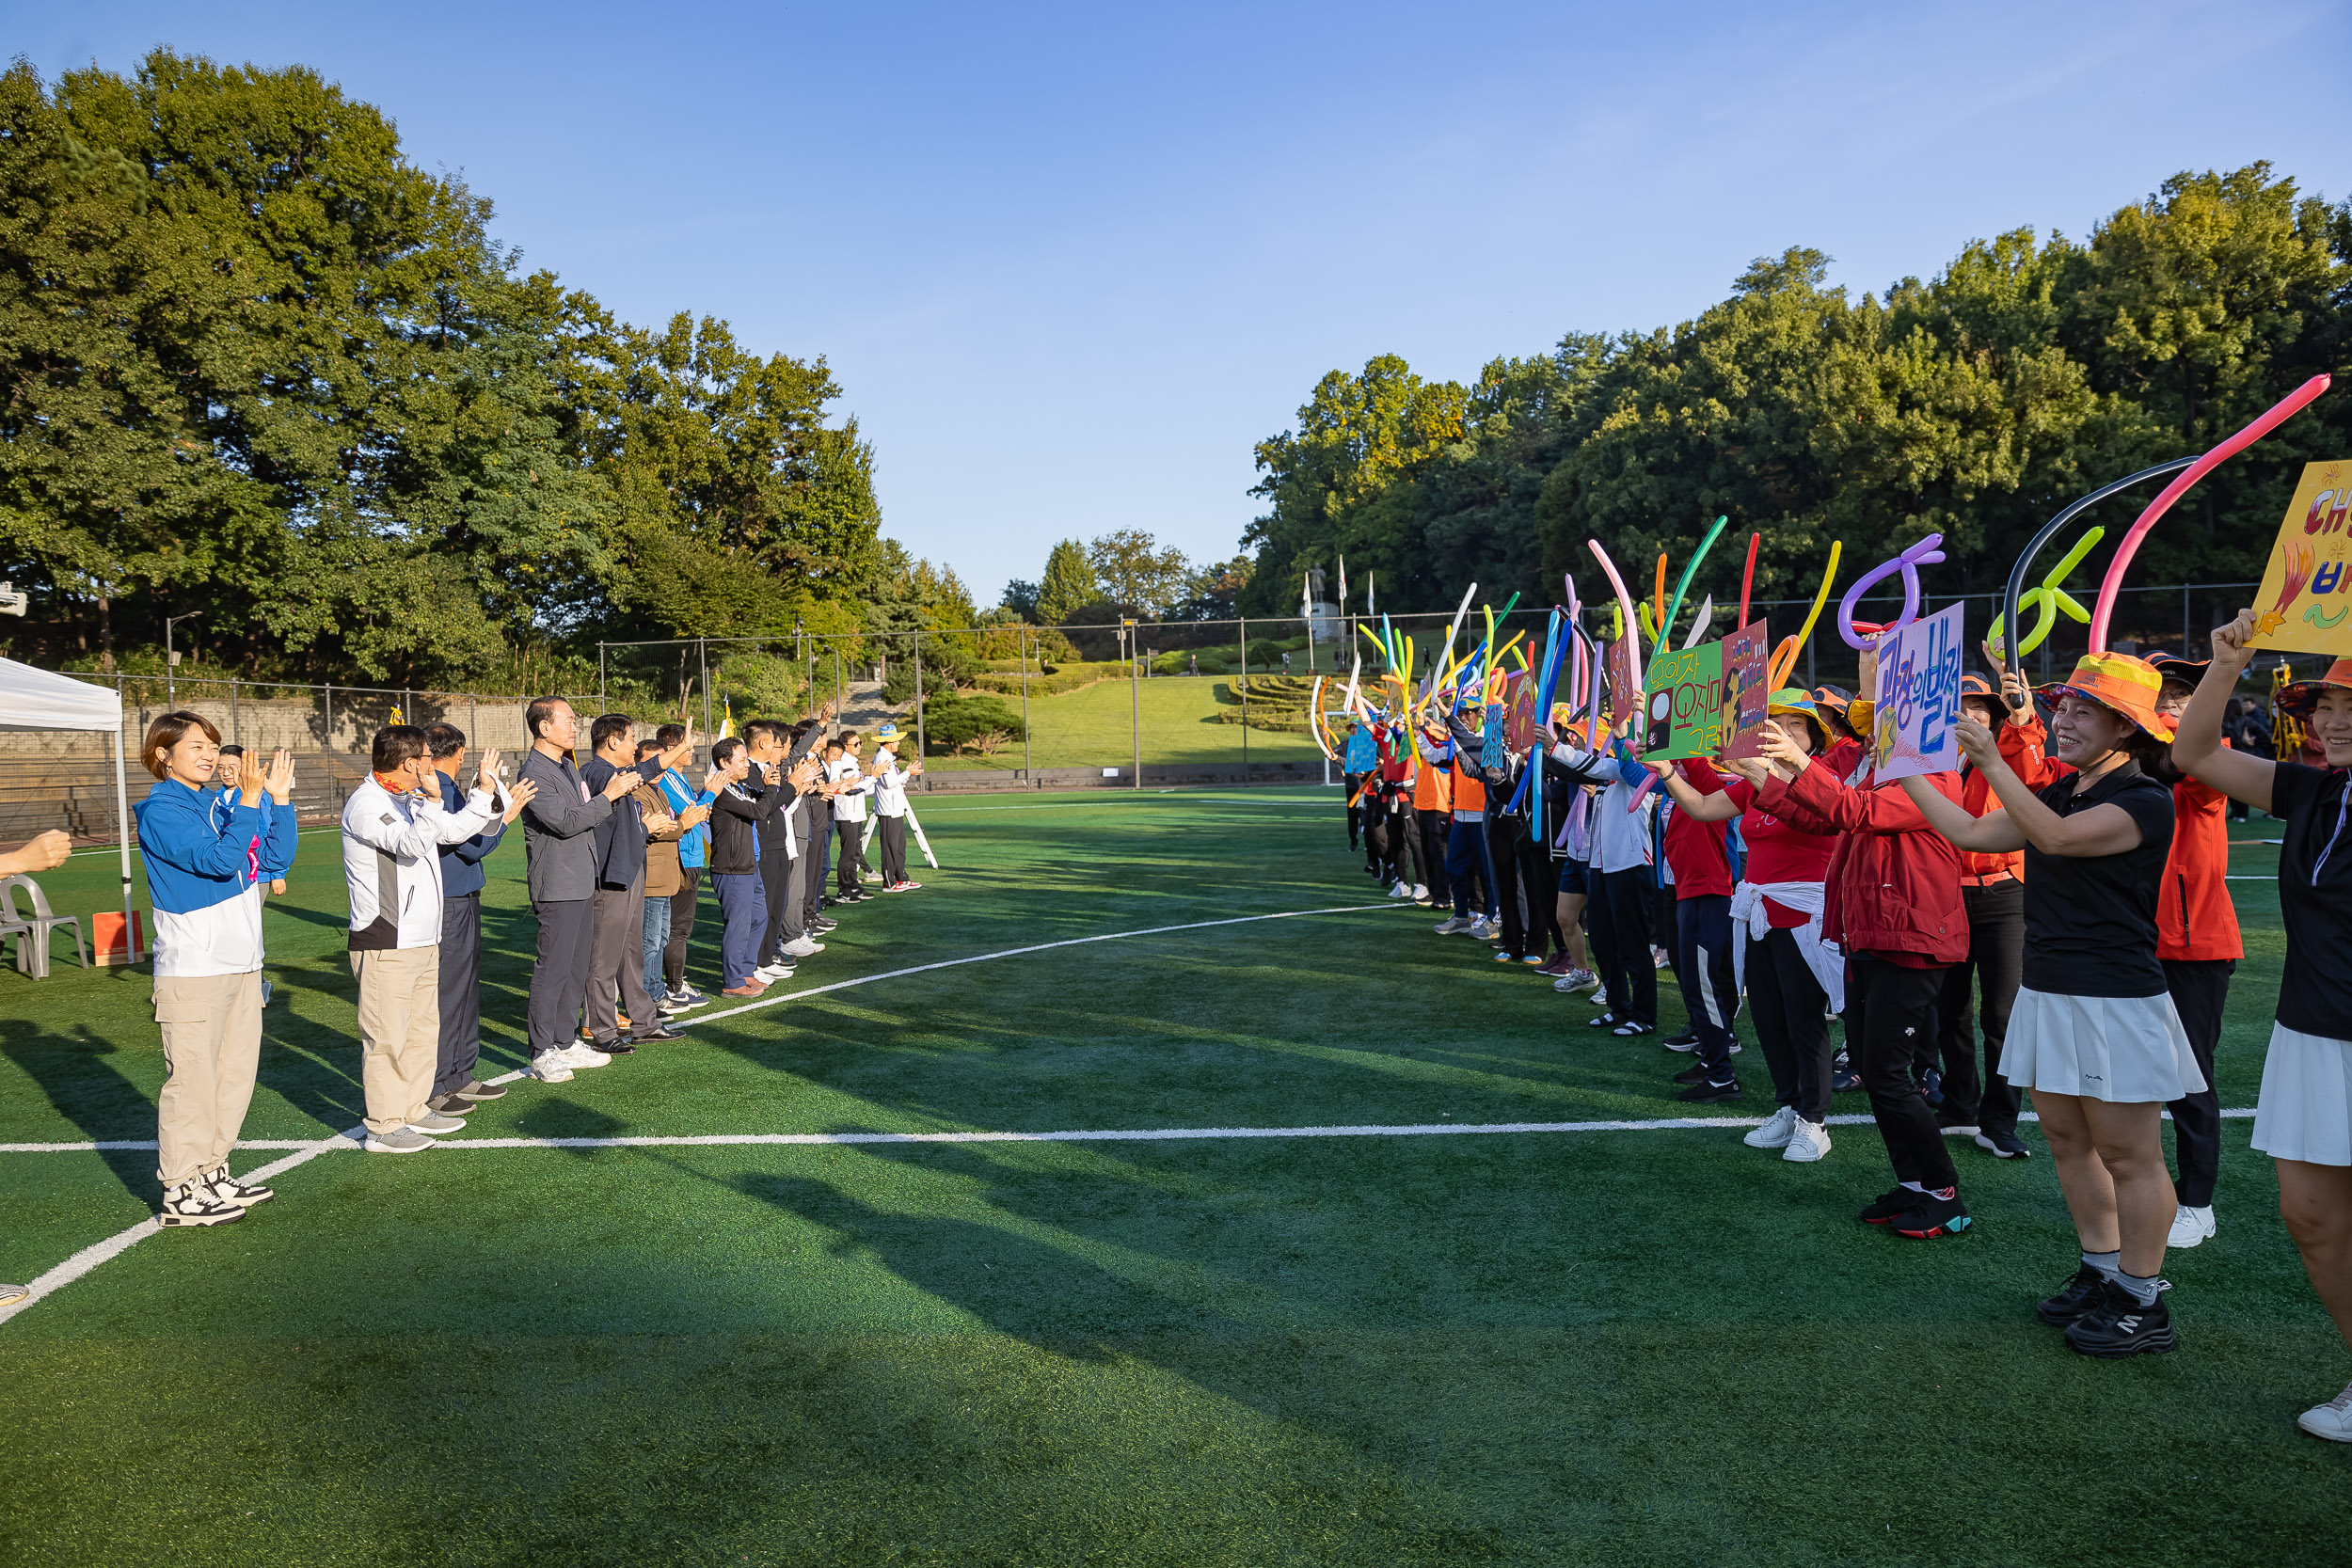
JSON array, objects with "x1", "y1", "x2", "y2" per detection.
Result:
[
  {"x1": 1957, "y1": 717, "x2": 2058, "y2": 882},
  {"x1": 2158, "y1": 772, "x2": 2242, "y2": 961},
  {"x1": 1758, "y1": 758, "x2": 1968, "y2": 964}
]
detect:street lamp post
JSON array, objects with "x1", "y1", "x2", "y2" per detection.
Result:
[{"x1": 164, "y1": 611, "x2": 202, "y2": 709}]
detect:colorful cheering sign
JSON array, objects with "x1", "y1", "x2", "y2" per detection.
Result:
[
  {"x1": 1717, "y1": 619, "x2": 1771, "y2": 760},
  {"x1": 1644, "y1": 642, "x2": 1724, "y2": 760},
  {"x1": 2249, "y1": 460, "x2": 2352, "y2": 657},
  {"x1": 1870, "y1": 603, "x2": 1966, "y2": 783}
]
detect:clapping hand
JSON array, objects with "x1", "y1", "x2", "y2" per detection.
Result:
[
  {"x1": 257, "y1": 749, "x2": 295, "y2": 805},
  {"x1": 678, "y1": 802, "x2": 711, "y2": 828},
  {"x1": 475, "y1": 747, "x2": 502, "y2": 796},
  {"x1": 503, "y1": 779, "x2": 539, "y2": 824},
  {"x1": 602, "y1": 768, "x2": 641, "y2": 800},
  {"x1": 643, "y1": 810, "x2": 677, "y2": 836}
]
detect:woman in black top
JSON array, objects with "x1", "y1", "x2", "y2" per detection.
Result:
[
  {"x1": 2172, "y1": 613, "x2": 2352, "y2": 1444},
  {"x1": 1899, "y1": 652, "x2": 2199, "y2": 1359}
]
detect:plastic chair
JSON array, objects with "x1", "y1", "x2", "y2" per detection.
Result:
[{"x1": 2, "y1": 876, "x2": 87, "y2": 979}]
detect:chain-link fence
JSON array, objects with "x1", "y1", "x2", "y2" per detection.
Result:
[{"x1": 4, "y1": 580, "x2": 2315, "y2": 844}]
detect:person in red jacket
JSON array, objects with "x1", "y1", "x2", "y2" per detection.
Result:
[
  {"x1": 1752, "y1": 709, "x2": 1973, "y2": 1238},
  {"x1": 2149, "y1": 654, "x2": 2243, "y2": 1251},
  {"x1": 1901, "y1": 653, "x2": 2196, "y2": 1357},
  {"x1": 1936, "y1": 668, "x2": 2060, "y2": 1159}
]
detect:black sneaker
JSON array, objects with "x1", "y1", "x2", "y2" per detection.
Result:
[
  {"x1": 1672, "y1": 1062, "x2": 1713, "y2": 1085},
  {"x1": 159, "y1": 1178, "x2": 245, "y2": 1227},
  {"x1": 1891, "y1": 1189, "x2": 1972, "y2": 1239},
  {"x1": 1975, "y1": 1127, "x2": 2032, "y2": 1159},
  {"x1": 592, "y1": 1038, "x2": 639, "y2": 1056},
  {"x1": 1662, "y1": 1030, "x2": 1701, "y2": 1053},
  {"x1": 2064, "y1": 1280, "x2": 2176, "y2": 1357},
  {"x1": 1934, "y1": 1106, "x2": 1980, "y2": 1134},
  {"x1": 1859, "y1": 1188, "x2": 1911, "y2": 1225},
  {"x1": 2036, "y1": 1263, "x2": 2112, "y2": 1326},
  {"x1": 1677, "y1": 1076, "x2": 1741, "y2": 1103},
  {"x1": 202, "y1": 1165, "x2": 273, "y2": 1208}
]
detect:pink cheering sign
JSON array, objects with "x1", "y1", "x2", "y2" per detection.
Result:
[{"x1": 1870, "y1": 602, "x2": 1966, "y2": 783}]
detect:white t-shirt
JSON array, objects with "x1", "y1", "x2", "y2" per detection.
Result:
[{"x1": 828, "y1": 756, "x2": 873, "y2": 822}]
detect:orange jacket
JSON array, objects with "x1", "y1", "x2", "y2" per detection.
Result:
[
  {"x1": 2158, "y1": 770, "x2": 2242, "y2": 962},
  {"x1": 1957, "y1": 716, "x2": 2058, "y2": 881},
  {"x1": 1450, "y1": 758, "x2": 1486, "y2": 815}
]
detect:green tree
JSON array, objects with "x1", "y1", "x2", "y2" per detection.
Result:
[
  {"x1": 1085, "y1": 529, "x2": 1189, "y2": 616},
  {"x1": 1036, "y1": 539, "x2": 1096, "y2": 624}
]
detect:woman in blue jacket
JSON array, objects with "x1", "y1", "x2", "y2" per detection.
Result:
[{"x1": 133, "y1": 713, "x2": 296, "y2": 1227}]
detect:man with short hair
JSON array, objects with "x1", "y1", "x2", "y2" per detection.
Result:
[
  {"x1": 744, "y1": 718, "x2": 828, "y2": 980},
  {"x1": 829, "y1": 730, "x2": 876, "y2": 901},
  {"x1": 580, "y1": 713, "x2": 687, "y2": 1053},
  {"x1": 634, "y1": 736, "x2": 708, "y2": 1012},
  {"x1": 341, "y1": 725, "x2": 503, "y2": 1153},
  {"x1": 424, "y1": 722, "x2": 537, "y2": 1116},
  {"x1": 705, "y1": 736, "x2": 793, "y2": 995},
  {"x1": 517, "y1": 697, "x2": 648, "y2": 1083}
]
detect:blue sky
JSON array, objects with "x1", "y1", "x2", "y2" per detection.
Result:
[{"x1": 17, "y1": 1, "x2": 2352, "y2": 603}]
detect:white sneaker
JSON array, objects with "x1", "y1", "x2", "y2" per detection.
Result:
[
  {"x1": 406, "y1": 1111, "x2": 467, "y2": 1135},
  {"x1": 363, "y1": 1127, "x2": 434, "y2": 1154},
  {"x1": 2167, "y1": 1204, "x2": 2217, "y2": 1249},
  {"x1": 531, "y1": 1057, "x2": 575, "y2": 1084},
  {"x1": 558, "y1": 1042, "x2": 612, "y2": 1069},
  {"x1": 1783, "y1": 1119, "x2": 1832, "y2": 1163},
  {"x1": 1411, "y1": 883, "x2": 1430, "y2": 904},
  {"x1": 780, "y1": 935, "x2": 824, "y2": 958},
  {"x1": 755, "y1": 961, "x2": 796, "y2": 981},
  {"x1": 2298, "y1": 1382, "x2": 2352, "y2": 1442},
  {"x1": 1743, "y1": 1106, "x2": 1797, "y2": 1149}
]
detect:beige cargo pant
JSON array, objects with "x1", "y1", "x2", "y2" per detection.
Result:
[
  {"x1": 153, "y1": 971, "x2": 265, "y2": 1188},
  {"x1": 350, "y1": 946, "x2": 442, "y2": 1135}
]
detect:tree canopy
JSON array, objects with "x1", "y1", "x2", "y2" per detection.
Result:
[
  {"x1": 0, "y1": 50, "x2": 897, "y2": 688},
  {"x1": 1240, "y1": 165, "x2": 2352, "y2": 642}
]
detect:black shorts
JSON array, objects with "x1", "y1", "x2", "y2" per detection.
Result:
[{"x1": 1557, "y1": 858, "x2": 1590, "y2": 895}]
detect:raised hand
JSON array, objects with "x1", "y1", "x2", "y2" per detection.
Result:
[
  {"x1": 1997, "y1": 667, "x2": 2035, "y2": 723},
  {"x1": 1755, "y1": 723, "x2": 1806, "y2": 774},
  {"x1": 503, "y1": 778, "x2": 539, "y2": 824},
  {"x1": 2211, "y1": 608, "x2": 2259, "y2": 673},
  {"x1": 1718, "y1": 755, "x2": 1769, "y2": 786},
  {"x1": 476, "y1": 747, "x2": 502, "y2": 795},
  {"x1": 1955, "y1": 713, "x2": 2000, "y2": 770},
  {"x1": 662, "y1": 724, "x2": 696, "y2": 768},
  {"x1": 262, "y1": 749, "x2": 295, "y2": 805}
]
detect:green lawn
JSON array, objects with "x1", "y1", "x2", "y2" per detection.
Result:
[
  {"x1": 0, "y1": 794, "x2": 2344, "y2": 1566},
  {"x1": 925, "y1": 674, "x2": 1325, "y2": 771}
]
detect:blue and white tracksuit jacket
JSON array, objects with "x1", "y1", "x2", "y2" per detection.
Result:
[{"x1": 134, "y1": 779, "x2": 298, "y2": 978}]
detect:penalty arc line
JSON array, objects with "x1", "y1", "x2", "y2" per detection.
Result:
[{"x1": 0, "y1": 901, "x2": 1400, "y2": 1326}]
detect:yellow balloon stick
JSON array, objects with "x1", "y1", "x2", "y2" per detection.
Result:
[{"x1": 1766, "y1": 540, "x2": 1843, "y2": 689}]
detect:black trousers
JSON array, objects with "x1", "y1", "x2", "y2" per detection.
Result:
[
  {"x1": 435, "y1": 893, "x2": 482, "y2": 1098},
  {"x1": 878, "y1": 816, "x2": 910, "y2": 883},
  {"x1": 525, "y1": 897, "x2": 596, "y2": 1060},
  {"x1": 758, "y1": 847, "x2": 792, "y2": 963},
  {"x1": 1419, "y1": 811, "x2": 1453, "y2": 908},
  {"x1": 2164, "y1": 957, "x2": 2234, "y2": 1209},
  {"x1": 1386, "y1": 800, "x2": 1422, "y2": 888},
  {"x1": 1848, "y1": 956, "x2": 1960, "y2": 1190},
  {"x1": 1517, "y1": 832, "x2": 1564, "y2": 956},
  {"x1": 1747, "y1": 927, "x2": 1833, "y2": 1121},
  {"x1": 1933, "y1": 879, "x2": 2025, "y2": 1132},
  {"x1": 662, "y1": 868, "x2": 701, "y2": 991},
  {"x1": 802, "y1": 804, "x2": 832, "y2": 926},
  {"x1": 1586, "y1": 865, "x2": 1658, "y2": 1025},
  {"x1": 1343, "y1": 773, "x2": 1364, "y2": 848},
  {"x1": 1676, "y1": 895, "x2": 1741, "y2": 1073},
  {"x1": 835, "y1": 817, "x2": 869, "y2": 895},
  {"x1": 1488, "y1": 815, "x2": 1532, "y2": 956}
]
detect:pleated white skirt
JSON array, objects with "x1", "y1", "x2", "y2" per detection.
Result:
[
  {"x1": 2253, "y1": 1023, "x2": 2352, "y2": 1167},
  {"x1": 2000, "y1": 987, "x2": 2205, "y2": 1103}
]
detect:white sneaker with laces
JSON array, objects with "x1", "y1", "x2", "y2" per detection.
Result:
[
  {"x1": 406, "y1": 1111, "x2": 468, "y2": 1135},
  {"x1": 531, "y1": 1057, "x2": 574, "y2": 1084},
  {"x1": 2167, "y1": 1204, "x2": 2217, "y2": 1249},
  {"x1": 2298, "y1": 1382, "x2": 2352, "y2": 1442},
  {"x1": 1782, "y1": 1118, "x2": 1832, "y2": 1163},
  {"x1": 1743, "y1": 1106, "x2": 1797, "y2": 1149},
  {"x1": 1411, "y1": 883, "x2": 1430, "y2": 903},
  {"x1": 1432, "y1": 915, "x2": 1470, "y2": 935},
  {"x1": 781, "y1": 935, "x2": 824, "y2": 958},
  {"x1": 1469, "y1": 918, "x2": 1499, "y2": 940},
  {"x1": 558, "y1": 1042, "x2": 612, "y2": 1069},
  {"x1": 755, "y1": 961, "x2": 796, "y2": 982},
  {"x1": 363, "y1": 1127, "x2": 434, "y2": 1155}
]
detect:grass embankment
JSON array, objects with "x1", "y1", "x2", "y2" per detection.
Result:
[{"x1": 924, "y1": 675, "x2": 1325, "y2": 771}]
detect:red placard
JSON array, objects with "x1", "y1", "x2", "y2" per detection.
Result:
[{"x1": 1718, "y1": 619, "x2": 1771, "y2": 760}]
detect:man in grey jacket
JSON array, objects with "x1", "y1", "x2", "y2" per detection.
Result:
[
  {"x1": 517, "y1": 697, "x2": 655, "y2": 1083},
  {"x1": 580, "y1": 712, "x2": 685, "y2": 1053}
]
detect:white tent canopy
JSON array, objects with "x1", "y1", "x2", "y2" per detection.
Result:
[{"x1": 0, "y1": 657, "x2": 137, "y2": 952}]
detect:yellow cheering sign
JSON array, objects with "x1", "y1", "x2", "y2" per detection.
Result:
[{"x1": 2250, "y1": 460, "x2": 2352, "y2": 656}]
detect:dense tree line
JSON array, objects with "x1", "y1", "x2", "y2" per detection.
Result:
[
  {"x1": 1240, "y1": 165, "x2": 2352, "y2": 642},
  {"x1": 0, "y1": 51, "x2": 975, "y2": 691}
]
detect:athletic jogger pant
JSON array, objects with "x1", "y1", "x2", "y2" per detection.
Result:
[
  {"x1": 879, "y1": 816, "x2": 910, "y2": 884},
  {"x1": 662, "y1": 868, "x2": 701, "y2": 992},
  {"x1": 1445, "y1": 818, "x2": 1498, "y2": 920},
  {"x1": 1419, "y1": 812, "x2": 1453, "y2": 909},
  {"x1": 834, "y1": 818, "x2": 868, "y2": 895},
  {"x1": 1746, "y1": 926, "x2": 1832, "y2": 1123},
  {"x1": 434, "y1": 893, "x2": 483, "y2": 1100},
  {"x1": 587, "y1": 881, "x2": 660, "y2": 1044},
  {"x1": 1386, "y1": 800, "x2": 1422, "y2": 889},
  {"x1": 1934, "y1": 879, "x2": 2025, "y2": 1134},
  {"x1": 1847, "y1": 955, "x2": 1959, "y2": 1190},
  {"x1": 1585, "y1": 865, "x2": 1657, "y2": 1026},
  {"x1": 152, "y1": 969, "x2": 263, "y2": 1187},
  {"x1": 1675, "y1": 894, "x2": 1740, "y2": 1074},
  {"x1": 1517, "y1": 832, "x2": 1563, "y2": 955},
  {"x1": 526, "y1": 897, "x2": 596, "y2": 1061},
  {"x1": 1487, "y1": 815, "x2": 1530, "y2": 952},
  {"x1": 2163, "y1": 957, "x2": 2234, "y2": 1210},
  {"x1": 712, "y1": 870, "x2": 767, "y2": 989}
]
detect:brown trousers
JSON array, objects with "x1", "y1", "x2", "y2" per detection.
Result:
[
  {"x1": 350, "y1": 946, "x2": 441, "y2": 1134},
  {"x1": 153, "y1": 971, "x2": 264, "y2": 1187}
]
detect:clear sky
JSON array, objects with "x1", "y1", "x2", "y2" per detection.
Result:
[{"x1": 17, "y1": 1, "x2": 2352, "y2": 604}]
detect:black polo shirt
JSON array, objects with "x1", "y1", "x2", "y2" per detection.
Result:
[{"x1": 2270, "y1": 763, "x2": 2352, "y2": 1039}]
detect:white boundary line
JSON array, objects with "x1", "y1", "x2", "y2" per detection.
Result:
[{"x1": 0, "y1": 1106, "x2": 2259, "y2": 1157}]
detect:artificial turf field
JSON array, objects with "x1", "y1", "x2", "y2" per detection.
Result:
[{"x1": 1, "y1": 787, "x2": 2346, "y2": 1567}]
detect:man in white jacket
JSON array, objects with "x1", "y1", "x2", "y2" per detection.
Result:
[{"x1": 342, "y1": 724, "x2": 504, "y2": 1154}]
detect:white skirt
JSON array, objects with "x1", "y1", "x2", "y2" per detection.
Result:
[
  {"x1": 2253, "y1": 1023, "x2": 2352, "y2": 1167},
  {"x1": 2000, "y1": 987, "x2": 2205, "y2": 1103}
]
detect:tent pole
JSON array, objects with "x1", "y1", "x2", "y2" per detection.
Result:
[{"x1": 111, "y1": 723, "x2": 137, "y2": 960}]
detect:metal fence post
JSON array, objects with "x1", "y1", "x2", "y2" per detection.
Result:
[
  {"x1": 230, "y1": 678, "x2": 240, "y2": 745},
  {"x1": 323, "y1": 683, "x2": 333, "y2": 752},
  {"x1": 913, "y1": 636, "x2": 925, "y2": 772},
  {"x1": 1020, "y1": 626, "x2": 1032, "y2": 782},
  {"x1": 1127, "y1": 620, "x2": 1140, "y2": 787},
  {"x1": 597, "y1": 644, "x2": 607, "y2": 713},
  {"x1": 1238, "y1": 611, "x2": 1248, "y2": 785},
  {"x1": 699, "y1": 638, "x2": 711, "y2": 741}
]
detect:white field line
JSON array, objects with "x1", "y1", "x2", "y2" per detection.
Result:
[{"x1": 0, "y1": 1106, "x2": 2260, "y2": 1157}]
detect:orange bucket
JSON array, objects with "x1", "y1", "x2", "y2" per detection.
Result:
[{"x1": 91, "y1": 910, "x2": 145, "y2": 966}]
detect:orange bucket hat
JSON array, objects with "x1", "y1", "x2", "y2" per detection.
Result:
[
  {"x1": 2037, "y1": 651, "x2": 2174, "y2": 741},
  {"x1": 2277, "y1": 657, "x2": 2352, "y2": 719}
]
